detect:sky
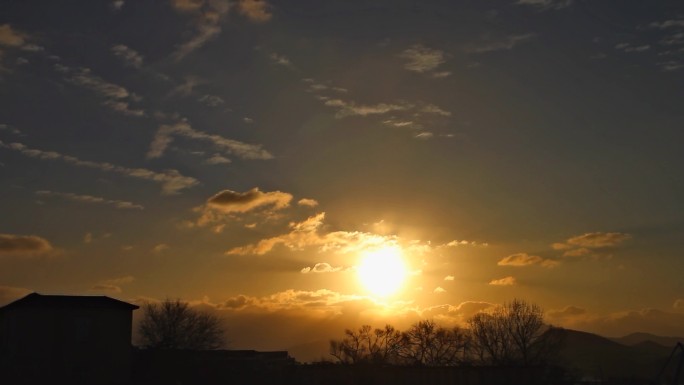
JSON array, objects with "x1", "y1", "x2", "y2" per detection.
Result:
[{"x1": 1, "y1": 0, "x2": 684, "y2": 360}]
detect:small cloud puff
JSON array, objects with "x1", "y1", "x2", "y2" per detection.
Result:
[
  {"x1": 297, "y1": 198, "x2": 319, "y2": 207},
  {"x1": 300, "y1": 262, "x2": 343, "y2": 274},
  {"x1": 0, "y1": 234, "x2": 54, "y2": 257},
  {"x1": 497, "y1": 253, "x2": 558, "y2": 268},
  {"x1": 489, "y1": 276, "x2": 516, "y2": 286}
]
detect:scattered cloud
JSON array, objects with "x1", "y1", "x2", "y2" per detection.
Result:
[
  {"x1": 414, "y1": 132, "x2": 434, "y2": 140},
  {"x1": 300, "y1": 262, "x2": 344, "y2": 274},
  {"x1": 35, "y1": 190, "x2": 144, "y2": 210},
  {"x1": 90, "y1": 275, "x2": 134, "y2": 293},
  {"x1": 467, "y1": 34, "x2": 535, "y2": 54},
  {"x1": 227, "y1": 212, "x2": 393, "y2": 256},
  {"x1": 444, "y1": 275, "x2": 454, "y2": 281},
  {"x1": 497, "y1": 252, "x2": 558, "y2": 268},
  {"x1": 434, "y1": 286, "x2": 446, "y2": 293},
  {"x1": 0, "y1": 24, "x2": 27, "y2": 47},
  {"x1": 83, "y1": 233, "x2": 93, "y2": 243},
  {"x1": 195, "y1": 187, "x2": 293, "y2": 226},
  {"x1": 674, "y1": 299, "x2": 684, "y2": 312},
  {"x1": 147, "y1": 121, "x2": 273, "y2": 160},
  {"x1": 111, "y1": 0, "x2": 125, "y2": 11},
  {"x1": 269, "y1": 53, "x2": 293, "y2": 68},
  {"x1": 649, "y1": 20, "x2": 684, "y2": 30},
  {"x1": 111, "y1": 44, "x2": 143, "y2": 68},
  {"x1": 443, "y1": 239, "x2": 488, "y2": 247},
  {"x1": 323, "y1": 98, "x2": 410, "y2": 118},
  {"x1": 297, "y1": 198, "x2": 318, "y2": 207},
  {"x1": 153, "y1": 243, "x2": 169, "y2": 253},
  {"x1": 1, "y1": 140, "x2": 198, "y2": 194},
  {"x1": 0, "y1": 233, "x2": 53, "y2": 257},
  {"x1": 562, "y1": 247, "x2": 591, "y2": 257},
  {"x1": 198, "y1": 94, "x2": 225, "y2": 107},
  {"x1": 489, "y1": 276, "x2": 516, "y2": 286},
  {"x1": 562, "y1": 232, "x2": 632, "y2": 248},
  {"x1": 205, "y1": 153, "x2": 232, "y2": 165},
  {"x1": 516, "y1": 0, "x2": 573, "y2": 10},
  {"x1": 399, "y1": 44, "x2": 449, "y2": 77},
  {"x1": 547, "y1": 305, "x2": 588, "y2": 319},
  {"x1": 0, "y1": 123, "x2": 21, "y2": 135},
  {"x1": 615, "y1": 43, "x2": 650, "y2": 53},
  {"x1": 56, "y1": 65, "x2": 145, "y2": 116},
  {"x1": 236, "y1": 0, "x2": 272, "y2": 23}
]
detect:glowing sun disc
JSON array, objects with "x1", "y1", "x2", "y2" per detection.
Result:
[{"x1": 357, "y1": 246, "x2": 407, "y2": 297}]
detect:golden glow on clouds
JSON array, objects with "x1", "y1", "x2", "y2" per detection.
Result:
[{"x1": 357, "y1": 246, "x2": 407, "y2": 297}]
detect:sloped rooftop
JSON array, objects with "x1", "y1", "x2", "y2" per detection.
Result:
[{"x1": 0, "y1": 292, "x2": 139, "y2": 312}]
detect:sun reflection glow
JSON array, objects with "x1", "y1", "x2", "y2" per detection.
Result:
[{"x1": 357, "y1": 246, "x2": 407, "y2": 297}]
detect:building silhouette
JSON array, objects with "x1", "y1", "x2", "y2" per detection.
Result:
[{"x1": 0, "y1": 292, "x2": 139, "y2": 385}]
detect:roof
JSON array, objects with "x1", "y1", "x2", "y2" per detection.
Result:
[{"x1": 0, "y1": 292, "x2": 139, "y2": 312}]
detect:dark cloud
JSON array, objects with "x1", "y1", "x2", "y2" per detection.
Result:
[{"x1": 0, "y1": 234, "x2": 53, "y2": 257}]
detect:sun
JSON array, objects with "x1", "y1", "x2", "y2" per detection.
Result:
[{"x1": 357, "y1": 246, "x2": 408, "y2": 297}]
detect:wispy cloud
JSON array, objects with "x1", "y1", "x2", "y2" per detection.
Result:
[
  {"x1": 614, "y1": 43, "x2": 650, "y2": 53},
  {"x1": 0, "y1": 233, "x2": 54, "y2": 257},
  {"x1": 236, "y1": 0, "x2": 272, "y2": 23},
  {"x1": 269, "y1": 52, "x2": 293, "y2": 68},
  {"x1": 497, "y1": 252, "x2": 558, "y2": 268},
  {"x1": 147, "y1": 121, "x2": 273, "y2": 160},
  {"x1": 516, "y1": 0, "x2": 573, "y2": 10},
  {"x1": 300, "y1": 262, "x2": 344, "y2": 274},
  {"x1": 56, "y1": 65, "x2": 145, "y2": 116},
  {"x1": 195, "y1": 187, "x2": 293, "y2": 226},
  {"x1": 489, "y1": 276, "x2": 516, "y2": 286},
  {"x1": 90, "y1": 275, "x2": 134, "y2": 293},
  {"x1": 1, "y1": 140, "x2": 198, "y2": 194},
  {"x1": 297, "y1": 198, "x2": 318, "y2": 207},
  {"x1": 35, "y1": 190, "x2": 144, "y2": 210},
  {"x1": 111, "y1": 44, "x2": 143, "y2": 68},
  {"x1": 399, "y1": 44, "x2": 449, "y2": 78},
  {"x1": 467, "y1": 34, "x2": 535, "y2": 54},
  {"x1": 649, "y1": 20, "x2": 684, "y2": 30},
  {"x1": 226, "y1": 212, "x2": 393, "y2": 256},
  {"x1": 559, "y1": 232, "x2": 632, "y2": 248}
]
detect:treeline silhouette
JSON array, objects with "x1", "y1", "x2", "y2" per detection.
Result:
[{"x1": 328, "y1": 299, "x2": 564, "y2": 368}]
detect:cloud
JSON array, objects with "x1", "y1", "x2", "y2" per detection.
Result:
[
  {"x1": 649, "y1": 20, "x2": 684, "y2": 30},
  {"x1": 443, "y1": 239, "x2": 488, "y2": 247},
  {"x1": 562, "y1": 247, "x2": 591, "y2": 257},
  {"x1": 0, "y1": 123, "x2": 21, "y2": 135},
  {"x1": 614, "y1": 43, "x2": 650, "y2": 53},
  {"x1": 674, "y1": 299, "x2": 684, "y2": 312},
  {"x1": 236, "y1": 0, "x2": 272, "y2": 23},
  {"x1": 153, "y1": 244, "x2": 169, "y2": 253},
  {"x1": 323, "y1": 98, "x2": 410, "y2": 118},
  {"x1": 516, "y1": 0, "x2": 573, "y2": 10},
  {"x1": 563, "y1": 232, "x2": 631, "y2": 248},
  {"x1": 35, "y1": 190, "x2": 144, "y2": 210},
  {"x1": 226, "y1": 212, "x2": 393, "y2": 256},
  {"x1": 198, "y1": 94, "x2": 225, "y2": 107},
  {"x1": 111, "y1": 44, "x2": 143, "y2": 68},
  {"x1": 433, "y1": 286, "x2": 446, "y2": 293},
  {"x1": 111, "y1": 1, "x2": 125, "y2": 11},
  {"x1": 171, "y1": 1, "x2": 229, "y2": 60},
  {"x1": 489, "y1": 276, "x2": 516, "y2": 286},
  {"x1": 205, "y1": 153, "x2": 231, "y2": 164},
  {"x1": 207, "y1": 188, "x2": 292, "y2": 213},
  {"x1": 84, "y1": 233, "x2": 93, "y2": 244},
  {"x1": 146, "y1": 121, "x2": 273, "y2": 160},
  {"x1": 414, "y1": 132, "x2": 434, "y2": 140},
  {"x1": 297, "y1": 198, "x2": 318, "y2": 207},
  {"x1": 399, "y1": 44, "x2": 448, "y2": 76},
  {"x1": 497, "y1": 252, "x2": 558, "y2": 268},
  {"x1": 444, "y1": 275, "x2": 454, "y2": 281},
  {"x1": 57, "y1": 65, "x2": 145, "y2": 116},
  {"x1": 269, "y1": 53, "x2": 293, "y2": 68},
  {"x1": 0, "y1": 234, "x2": 53, "y2": 257},
  {"x1": 1, "y1": 141, "x2": 198, "y2": 194},
  {"x1": 659, "y1": 61, "x2": 684, "y2": 72},
  {"x1": 0, "y1": 24, "x2": 27, "y2": 47},
  {"x1": 90, "y1": 275, "x2": 134, "y2": 293},
  {"x1": 300, "y1": 262, "x2": 343, "y2": 274},
  {"x1": 195, "y1": 187, "x2": 292, "y2": 226},
  {"x1": 468, "y1": 34, "x2": 535, "y2": 54},
  {"x1": 547, "y1": 305, "x2": 588, "y2": 319}
]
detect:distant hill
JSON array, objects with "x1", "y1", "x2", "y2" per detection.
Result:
[
  {"x1": 553, "y1": 329, "x2": 672, "y2": 381},
  {"x1": 611, "y1": 332, "x2": 684, "y2": 348}
]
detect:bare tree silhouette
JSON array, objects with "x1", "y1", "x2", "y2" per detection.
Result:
[
  {"x1": 139, "y1": 298, "x2": 224, "y2": 350},
  {"x1": 399, "y1": 320, "x2": 471, "y2": 366},
  {"x1": 468, "y1": 299, "x2": 561, "y2": 366}
]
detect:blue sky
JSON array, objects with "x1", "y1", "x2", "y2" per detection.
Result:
[{"x1": 1, "y1": 0, "x2": 683, "y2": 357}]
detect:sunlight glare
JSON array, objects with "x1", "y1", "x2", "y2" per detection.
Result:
[{"x1": 357, "y1": 246, "x2": 407, "y2": 297}]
